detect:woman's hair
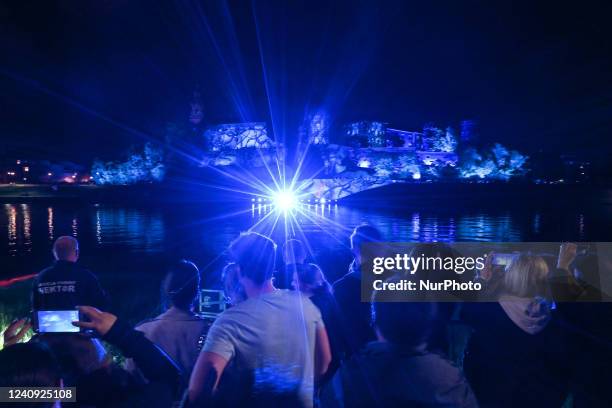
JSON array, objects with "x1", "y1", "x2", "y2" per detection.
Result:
[
  {"x1": 162, "y1": 259, "x2": 201, "y2": 310},
  {"x1": 503, "y1": 254, "x2": 550, "y2": 298},
  {"x1": 222, "y1": 262, "x2": 245, "y2": 305},
  {"x1": 294, "y1": 263, "x2": 332, "y2": 296}
]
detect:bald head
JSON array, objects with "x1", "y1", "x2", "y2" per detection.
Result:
[{"x1": 53, "y1": 236, "x2": 79, "y2": 262}]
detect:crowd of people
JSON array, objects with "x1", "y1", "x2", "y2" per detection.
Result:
[{"x1": 1, "y1": 228, "x2": 611, "y2": 407}]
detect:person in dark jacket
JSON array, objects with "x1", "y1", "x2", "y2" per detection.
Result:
[
  {"x1": 551, "y1": 243, "x2": 612, "y2": 407},
  {"x1": 462, "y1": 254, "x2": 570, "y2": 408},
  {"x1": 332, "y1": 224, "x2": 382, "y2": 357},
  {"x1": 321, "y1": 293, "x2": 478, "y2": 408},
  {"x1": 32, "y1": 236, "x2": 107, "y2": 311}
]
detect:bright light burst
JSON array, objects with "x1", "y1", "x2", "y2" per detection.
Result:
[{"x1": 271, "y1": 190, "x2": 297, "y2": 211}]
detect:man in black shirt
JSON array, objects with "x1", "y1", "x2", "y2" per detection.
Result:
[{"x1": 32, "y1": 236, "x2": 107, "y2": 311}]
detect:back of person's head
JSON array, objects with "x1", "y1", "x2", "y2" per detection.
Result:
[
  {"x1": 53, "y1": 236, "x2": 79, "y2": 262},
  {"x1": 350, "y1": 224, "x2": 382, "y2": 258},
  {"x1": 222, "y1": 262, "x2": 246, "y2": 305},
  {"x1": 409, "y1": 242, "x2": 458, "y2": 281},
  {"x1": 0, "y1": 342, "x2": 62, "y2": 391},
  {"x1": 293, "y1": 263, "x2": 332, "y2": 296},
  {"x1": 283, "y1": 239, "x2": 306, "y2": 265},
  {"x1": 229, "y1": 232, "x2": 277, "y2": 286},
  {"x1": 503, "y1": 254, "x2": 549, "y2": 298},
  {"x1": 371, "y1": 288, "x2": 438, "y2": 347},
  {"x1": 162, "y1": 260, "x2": 201, "y2": 310}
]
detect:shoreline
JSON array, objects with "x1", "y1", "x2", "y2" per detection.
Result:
[{"x1": 1, "y1": 182, "x2": 609, "y2": 208}]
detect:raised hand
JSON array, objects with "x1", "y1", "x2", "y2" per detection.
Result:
[
  {"x1": 2, "y1": 318, "x2": 32, "y2": 347},
  {"x1": 557, "y1": 243, "x2": 578, "y2": 271},
  {"x1": 72, "y1": 306, "x2": 117, "y2": 336}
]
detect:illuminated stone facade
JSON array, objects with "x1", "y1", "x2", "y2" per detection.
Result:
[{"x1": 205, "y1": 122, "x2": 274, "y2": 151}]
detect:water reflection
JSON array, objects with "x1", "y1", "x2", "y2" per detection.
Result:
[
  {"x1": 248, "y1": 206, "x2": 523, "y2": 243},
  {"x1": 48, "y1": 207, "x2": 54, "y2": 241},
  {"x1": 412, "y1": 213, "x2": 420, "y2": 236},
  {"x1": 95, "y1": 209, "x2": 102, "y2": 244},
  {"x1": 250, "y1": 203, "x2": 338, "y2": 219},
  {"x1": 453, "y1": 214, "x2": 520, "y2": 242},
  {"x1": 22, "y1": 204, "x2": 32, "y2": 252},
  {"x1": 252, "y1": 203, "x2": 272, "y2": 218},
  {"x1": 0, "y1": 202, "x2": 602, "y2": 259},
  {"x1": 6, "y1": 204, "x2": 17, "y2": 255},
  {"x1": 72, "y1": 217, "x2": 78, "y2": 237},
  {"x1": 4, "y1": 204, "x2": 34, "y2": 255},
  {"x1": 94, "y1": 207, "x2": 165, "y2": 252},
  {"x1": 533, "y1": 213, "x2": 541, "y2": 235}
]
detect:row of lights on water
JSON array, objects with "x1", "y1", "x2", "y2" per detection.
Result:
[
  {"x1": 251, "y1": 197, "x2": 338, "y2": 205},
  {"x1": 251, "y1": 198, "x2": 338, "y2": 218}
]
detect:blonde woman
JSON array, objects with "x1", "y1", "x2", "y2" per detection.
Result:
[
  {"x1": 498, "y1": 255, "x2": 552, "y2": 334},
  {"x1": 462, "y1": 254, "x2": 570, "y2": 407}
]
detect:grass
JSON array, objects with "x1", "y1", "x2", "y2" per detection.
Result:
[{"x1": 0, "y1": 280, "x2": 34, "y2": 349}]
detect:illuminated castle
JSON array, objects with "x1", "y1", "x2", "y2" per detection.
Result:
[
  {"x1": 201, "y1": 119, "x2": 459, "y2": 178},
  {"x1": 188, "y1": 89, "x2": 524, "y2": 200}
]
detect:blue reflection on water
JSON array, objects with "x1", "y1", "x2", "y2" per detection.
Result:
[
  {"x1": 0, "y1": 201, "x2": 602, "y2": 261},
  {"x1": 93, "y1": 206, "x2": 165, "y2": 252}
]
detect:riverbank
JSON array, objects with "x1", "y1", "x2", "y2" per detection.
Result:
[
  {"x1": 344, "y1": 182, "x2": 612, "y2": 210},
  {"x1": 0, "y1": 182, "x2": 251, "y2": 203},
  {"x1": 0, "y1": 184, "x2": 98, "y2": 199},
  {"x1": 1, "y1": 182, "x2": 610, "y2": 208},
  {"x1": 0, "y1": 184, "x2": 181, "y2": 203}
]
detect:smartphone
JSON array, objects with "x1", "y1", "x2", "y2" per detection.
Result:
[
  {"x1": 198, "y1": 289, "x2": 226, "y2": 318},
  {"x1": 492, "y1": 253, "x2": 518, "y2": 267},
  {"x1": 35, "y1": 310, "x2": 80, "y2": 333}
]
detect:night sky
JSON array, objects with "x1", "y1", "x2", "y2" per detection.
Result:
[{"x1": 1, "y1": 0, "x2": 611, "y2": 163}]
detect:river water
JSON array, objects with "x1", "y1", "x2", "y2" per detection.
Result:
[{"x1": 1, "y1": 191, "x2": 611, "y2": 323}]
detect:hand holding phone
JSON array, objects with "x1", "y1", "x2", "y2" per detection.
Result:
[{"x1": 72, "y1": 306, "x2": 117, "y2": 336}]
